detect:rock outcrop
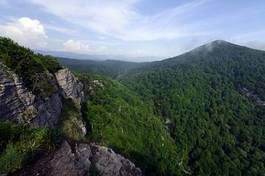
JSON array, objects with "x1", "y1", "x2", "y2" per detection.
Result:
[
  {"x1": 0, "y1": 63, "x2": 62, "y2": 127},
  {"x1": 0, "y1": 63, "x2": 37, "y2": 123},
  {"x1": 55, "y1": 68, "x2": 84, "y2": 103},
  {"x1": 0, "y1": 66, "x2": 86, "y2": 128},
  {"x1": 15, "y1": 141, "x2": 142, "y2": 176},
  {"x1": 55, "y1": 68, "x2": 87, "y2": 136}
]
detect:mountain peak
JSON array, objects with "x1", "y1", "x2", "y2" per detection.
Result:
[
  {"x1": 205, "y1": 40, "x2": 234, "y2": 48},
  {"x1": 190, "y1": 40, "x2": 240, "y2": 55},
  {"x1": 208, "y1": 40, "x2": 235, "y2": 47}
]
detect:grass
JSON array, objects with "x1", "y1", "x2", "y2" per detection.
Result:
[{"x1": 0, "y1": 121, "x2": 49, "y2": 174}]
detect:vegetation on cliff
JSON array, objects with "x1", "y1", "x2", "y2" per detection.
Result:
[{"x1": 0, "y1": 37, "x2": 62, "y2": 97}]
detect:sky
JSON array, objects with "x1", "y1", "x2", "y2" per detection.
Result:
[{"x1": 0, "y1": 0, "x2": 265, "y2": 61}]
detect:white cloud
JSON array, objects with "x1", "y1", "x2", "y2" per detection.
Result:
[
  {"x1": 27, "y1": 0, "x2": 210, "y2": 41},
  {"x1": 45, "y1": 24, "x2": 76, "y2": 35},
  {"x1": 63, "y1": 39, "x2": 110, "y2": 54},
  {"x1": 29, "y1": 0, "x2": 138, "y2": 34},
  {"x1": 0, "y1": 17, "x2": 47, "y2": 48},
  {"x1": 63, "y1": 39, "x2": 90, "y2": 52}
]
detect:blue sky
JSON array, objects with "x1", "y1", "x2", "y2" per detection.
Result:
[{"x1": 0, "y1": 0, "x2": 265, "y2": 61}]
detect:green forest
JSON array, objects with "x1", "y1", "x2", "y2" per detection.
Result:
[{"x1": 0, "y1": 38, "x2": 265, "y2": 175}]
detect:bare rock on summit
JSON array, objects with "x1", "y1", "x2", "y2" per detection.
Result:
[{"x1": 15, "y1": 141, "x2": 142, "y2": 176}]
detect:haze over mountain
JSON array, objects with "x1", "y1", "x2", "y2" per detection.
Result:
[
  {"x1": 36, "y1": 50, "x2": 159, "y2": 62},
  {"x1": 56, "y1": 57, "x2": 145, "y2": 78}
]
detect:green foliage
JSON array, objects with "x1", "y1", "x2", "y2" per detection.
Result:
[
  {"x1": 0, "y1": 37, "x2": 62, "y2": 97},
  {"x1": 36, "y1": 54, "x2": 62, "y2": 73},
  {"x1": 59, "y1": 99, "x2": 85, "y2": 141},
  {"x1": 0, "y1": 121, "x2": 49, "y2": 174},
  {"x1": 121, "y1": 41, "x2": 265, "y2": 175},
  {"x1": 80, "y1": 75, "x2": 182, "y2": 175}
]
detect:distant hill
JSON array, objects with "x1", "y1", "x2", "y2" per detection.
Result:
[
  {"x1": 36, "y1": 50, "x2": 159, "y2": 62},
  {"x1": 56, "y1": 57, "x2": 146, "y2": 78}
]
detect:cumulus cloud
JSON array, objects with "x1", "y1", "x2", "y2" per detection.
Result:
[
  {"x1": 0, "y1": 17, "x2": 47, "y2": 48},
  {"x1": 63, "y1": 39, "x2": 109, "y2": 54},
  {"x1": 63, "y1": 39, "x2": 90, "y2": 52}
]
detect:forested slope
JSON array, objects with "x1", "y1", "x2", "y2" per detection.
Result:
[
  {"x1": 78, "y1": 74, "x2": 183, "y2": 175},
  {"x1": 121, "y1": 40, "x2": 265, "y2": 175}
]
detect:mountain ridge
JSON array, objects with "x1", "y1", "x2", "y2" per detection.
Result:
[
  {"x1": 1, "y1": 37, "x2": 265, "y2": 175},
  {"x1": 120, "y1": 39, "x2": 265, "y2": 175}
]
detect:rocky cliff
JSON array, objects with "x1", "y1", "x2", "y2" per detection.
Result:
[{"x1": 0, "y1": 50, "x2": 142, "y2": 176}]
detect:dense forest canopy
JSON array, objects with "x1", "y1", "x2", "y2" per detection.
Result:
[{"x1": 121, "y1": 40, "x2": 265, "y2": 175}]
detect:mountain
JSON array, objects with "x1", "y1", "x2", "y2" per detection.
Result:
[
  {"x1": 121, "y1": 40, "x2": 265, "y2": 175},
  {"x1": 56, "y1": 57, "x2": 146, "y2": 78},
  {"x1": 1, "y1": 37, "x2": 265, "y2": 176},
  {"x1": 36, "y1": 50, "x2": 159, "y2": 62}
]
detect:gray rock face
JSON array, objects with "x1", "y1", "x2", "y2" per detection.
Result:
[
  {"x1": 55, "y1": 69, "x2": 84, "y2": 103},
  {"x1": 15, "y1": 141, "x2": 142, "y2": 176},
  {"x1": 0, "y1": 65, "x2": 88, "y2": 128},
  {"x1": 0, "y1": 63, "x2": 62, "y2": 127},
  {"x1": 0, "y1": 63, "x2": 36, "y2": 123},
  {"x1": 89, "y1": 144, "x2": 142, "y2": 176},
  {"x1": 32, "y1": 93, "x2": 62, "y2": 128},
  {"x1": 55, "y1": 68, "x2": 86, "y2": 133}
]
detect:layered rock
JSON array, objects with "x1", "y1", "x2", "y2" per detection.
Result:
[
  {"x1": 55, "y1": 68, "x2": 84, "y2": 103},
  {"x1": 15, "y1": 141, "x2": 142, "y2": 176},
  {"x1": 0, "y1": 63, "x2": 37, "y2": 123},
  {"x1": 0, "y1": 65, "x2": 87, "y2": 128},
  {"x1": 55, "y1": 68, "x2": 87, "y2": 136}
]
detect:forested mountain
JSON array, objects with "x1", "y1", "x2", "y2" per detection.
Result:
[
  {"x1": 57, "y1": 57, "x2": 145, "y2": 78},
  {"x1": 1, "y1": 37, "x2": 265, "y2": 176},
  {"x1": 121, "y1": 40, "x2": 265, "y2": 175}
]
